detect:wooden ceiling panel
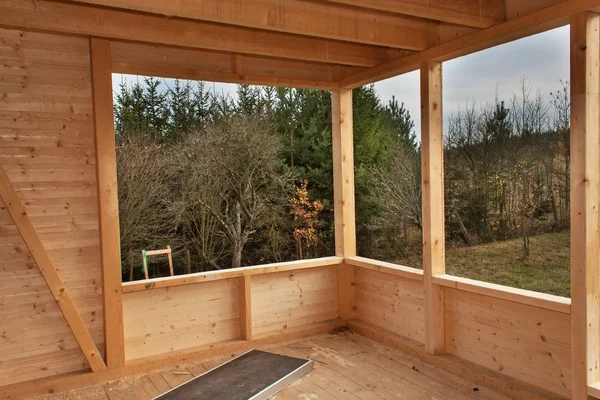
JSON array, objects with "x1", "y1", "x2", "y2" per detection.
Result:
[
  {"x1": 111, "y1": 42, "x2": 362, "y2": 89},
  {"x1": 340, "y1": 0, "x2": 600, "y2": 88},
  {"x1": 63, "y1": 0, "x2": 464, "y2": 50},
  {"x1": 322, "y1": 0, "x2": 506, "y2": 28},
  {"x1": 0, "y1": 0, "x2": 404, "y2": 67}
]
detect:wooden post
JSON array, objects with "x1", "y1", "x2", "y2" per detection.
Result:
[
  {"x1": 332, "y1": 88, "x2": 356, "y2": 321},
  {"x1": 90, "y1": 38, "x2": 125, "y2": 369},
  {"x1": 421, "y1": 61, "x2": 445, "y2": 355},
  {"x1": 239, "y1": 275, "x2": 253, "y2": 340},
  {"x1": 570, "y1": 12, "x2": 600, "y2": 399}
]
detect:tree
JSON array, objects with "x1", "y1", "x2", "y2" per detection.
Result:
[
  {"x1": 291, "y1": 180, "x2": 324, "y2": 259},
  {"x1": 383, "y1": 96, "x2": 417, "y2": 149},
  {"x1": 175, "y1": 114, "x2": 290, "y2": 267}
]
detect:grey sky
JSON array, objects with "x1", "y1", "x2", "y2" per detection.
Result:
[{"x1": 112, "y1": 26, "x2": 569, "y2": 142}]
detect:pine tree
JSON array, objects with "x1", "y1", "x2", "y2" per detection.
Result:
[
  {"x1": 384, "y1": 95, "x2": 417, "y2": 149},
  {"x1": 143, "y1": 77, "x2": 169, "y2": 141}
]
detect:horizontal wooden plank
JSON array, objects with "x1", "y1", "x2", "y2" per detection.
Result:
[
  {"x1": 0, "y1": 0, "x2": 404, "y2": 68},
  {"x1": 111, "y1": 41, "x2": 362, "y2": 89},
  {"x1": 340, "y1": 0, "x2": 600, "y2": 87},
  {"x1": 433, "y1": 274, "x2": 571, "y2": 314},
  {"x1": 122, "y1": 256, "x2": 344, "y2": 293},
  {"x1": 68, "y1": 0, "x2": 471, "y2": 49},
  {"x1": 325, "y1": 0, "x2": 506, "y2": 28},
  {"x1": 345, "y1": 256, "x2": 424, "y2": 281}
]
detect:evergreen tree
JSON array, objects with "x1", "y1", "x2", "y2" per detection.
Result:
[
  {"x1": 167, "y1": 79, "x2": 193, "y2": 141},
  {"x1": 383, "y1": 96, "x2": 417, "y2": 149},
  {"x1": 143, "y1": 77, "x2": 169, "y2": 141}
]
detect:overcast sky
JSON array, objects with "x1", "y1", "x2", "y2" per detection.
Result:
[{"x1": 112, "y1": 26, "x2": 569, "y2": 142}]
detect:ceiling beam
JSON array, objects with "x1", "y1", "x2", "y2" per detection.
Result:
[
  {"x1": 63, "y1": 0, "x2": 476, "y2": 50},
  {"x1": 111, "y1": 42, "x2": 359, "y2": 89},
  {"x1": 340, "y1": 0, "x2": 600, "y2": 88},
  {"x1": 0, "y1": 0, "x2": 403, "y2": 68},
  {"x1": 321, "y1": 0, "x2": 506, "y2": 29}
]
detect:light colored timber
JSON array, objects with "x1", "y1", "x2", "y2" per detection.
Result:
[
  {"x1": 589, "y1": 381, "x2": 600, "y2": 398},
  {"x1": 0, "y1": 164, "x2": 106, "y2": 372},
  {"x1": 345, "y1": 256, "x2": 424, "y2": 281},
  {"x1": 570, "y1": 12, "x2": 600, "y2": 400},
  {"x1": 445, "y1": 287, "x2": 571, "y2": 398},
  {"x1": 0, "y1": 320, "x2": 346, "y2": 399},
  {"x1": 332, "y1": 88, "x2": 356, "y2": 321},
  {"x1": 240, "y1": 275, "x2": 252, "y2": 340},
  {"x1": 45, "y1": 332, "x2": 515, "y2": 400},
  {"x1": 122, "y1": 256, "x2": 344, "y2": 293},
  {"x1": 0, "y1": 0, "x2": 403, "y2": 68},
  {"x1": 433, "y1": 274, "x2": 571, "y2": 314},
  {"x1": 354, "y1": 267, "x2": 426, "y2": 344},
  {"x1": 340, "y1": 0, "x2": 600, "y2": 88},
  {"x1": 421, "y1": 61, "x2": 445, "y2": 355},
  {"x1": 251, "y1": 267, "x2": 338, "y2": 335},
  {"x1": 110, "y1": 41, "x2": 358, "y2": 90},
  {"x1": 90, "y1": 37, "x2": 124, "y2": 370},
  {"x1": 144, "y1": 249, "x2": 171, "y2": 256},
  {"x1": 123, "y1": 279, "x2": 241, "y2": 360},
  {"x1": 65, "y1": 0, "x2": 474, "y2": 49},
  {"x1": 331, "y1": 89, "x2": 356, "y2": 258},
  {"x1": 349, "y1": 319, "x2": 568, "y2": 400},
  {"x1": 323, "y1": 0, "x2": 505, "y2": 28}
]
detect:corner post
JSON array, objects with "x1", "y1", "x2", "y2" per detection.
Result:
[
  {"x1": 570, "y1": 12, "x2": 600, "y2": 399},
  {"x1": 90, "y1": 38, "x2": 125, "y2": 368},
  {"x1": 332, "y1": 88, "x2": 356, "y2": 321},
  {"x1": 421, "y1": 61, "x2": 445, "y2": 354}
]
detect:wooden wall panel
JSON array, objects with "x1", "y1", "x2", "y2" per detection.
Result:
[
  {"x1": 444, "y1": 288, "x2": 571, "y2": 397},
  {"x1": 0, "y1": 27, "x2": 103, "y2": 386},
  {"x1": 123, "y1": 279, "x2": 240, "y2": 361},
  {"x1": 251, "y1": 267, "x2": 338, "y2": 335},
  {"x1": 355, "y1": 268, "x2": 425, "y2": 343}
]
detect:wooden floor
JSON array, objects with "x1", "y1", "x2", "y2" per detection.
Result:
[{"x1": 33, "y1": 331, "x2": 511, "y2": 400}]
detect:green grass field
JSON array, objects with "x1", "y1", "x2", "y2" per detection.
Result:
[{"x1": 395, "y1": 231, "x2": 571, "y2": 298}]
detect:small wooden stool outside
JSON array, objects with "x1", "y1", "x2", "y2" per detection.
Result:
[{"x1": 142, "y1": 246, "x2": 174, "y2": 280}]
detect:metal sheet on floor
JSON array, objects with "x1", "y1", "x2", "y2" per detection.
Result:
[{"x1": 153, "y1": 350, "x2": 313, "y2": 400}]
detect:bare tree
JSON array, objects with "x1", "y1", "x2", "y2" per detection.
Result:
[
  {"x1": 367, "y1": 142, "x2": 422, "y2": 232},
  {"x1": 174, "y1": 114, "x2": 289, "y2": 268},
  {"x1": 117, "y1": 136, "x2": 181, "y2": 278}
]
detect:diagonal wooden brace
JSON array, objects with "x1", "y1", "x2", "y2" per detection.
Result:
[{"x1": 0, "y1": 165, "x2": 107, "y2": 372}]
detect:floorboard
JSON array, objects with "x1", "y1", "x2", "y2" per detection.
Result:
[{"x1": 30, "y1": 331, "x2": 512, "y2": 400}]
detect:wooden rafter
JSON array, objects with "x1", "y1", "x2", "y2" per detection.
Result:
[
  {"x1": 341, "y1": 0, "x2": 600, "y2": 88},
  {"x1": 62, "y1": 0, "x2": 477, "y2": 50},
  {"x1": 0, "y1": 165, "x2": 107, "y2": 372},
  {"x1": 110, "y1": 42, "x2": 359, "y2": 90},
  {"x1": 323, "y1": 0, "x2": 506, "y2": 28},
  {"x1": 0, "y1": 0, "x2": 402, "y2": 68}
]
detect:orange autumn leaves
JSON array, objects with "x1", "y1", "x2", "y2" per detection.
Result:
[{"x1": 290, "y1": 180, "x2": 323, "y2": 259}]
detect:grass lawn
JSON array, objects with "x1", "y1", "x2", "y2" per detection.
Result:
[{"x1": 393, "y1": 231, "x2": 571, "y2": 298}]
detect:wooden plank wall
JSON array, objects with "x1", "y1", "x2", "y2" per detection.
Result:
[
  {"x1": 122, "y1": 266, "x2": 338, "y2": 360},
  {"x1": 444, "y1": 288, "x2": 571, "y2": 398},
  {"x1": 252, "y1": 267, "x2": 338, "y2": 335},
  {"x1": 354, "y1": 268, "x2": 425, "y2": 344},
  {"x1": 0, "y1": 27, "x2": 103, "y2": 385},
  {"x1": 353, "y1": 267, "x2": 570, "y2": 397},
  {"x1": 123, "y1": 279, "x2": 240, "y2": 361}
]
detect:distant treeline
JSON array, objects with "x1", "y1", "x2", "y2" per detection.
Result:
[
  {"x1": 113, "y1": 78, "x2": 416, "y2": 278},
  {"x1": 114, "y1": 77, "x2": 570, "y2": 278}
]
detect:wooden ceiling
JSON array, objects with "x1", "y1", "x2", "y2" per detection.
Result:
[{"x1": 0, "y1": 0, "x2": 598, "y2": 88}]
